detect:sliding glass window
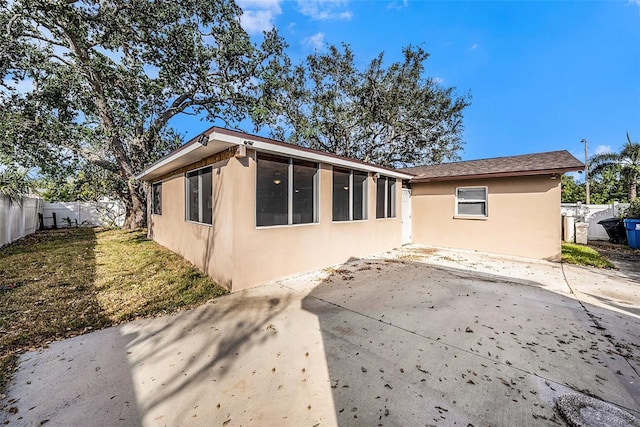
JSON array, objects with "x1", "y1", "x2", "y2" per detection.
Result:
[
  {"x1": 256, "y1": 153, "x2": 318, "y2": 227},
  {"x1": 376, "y1": 175, "x2": 396, "y2": 219},
  {"x1": 333, "y1": 167, "x2": 368, "y2": 221},
  {"x1": 151, "y1": 182, "x2": 162, "y2": 215},
  {"x1": 185, "y1": 166, "x2": 213, "y2": 225}
]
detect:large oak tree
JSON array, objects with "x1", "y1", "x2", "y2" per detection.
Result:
[
  {"x1": 256, "y1": 44, "x2": 471, "y2": 167},
  {"x1": 0, "y1": 0, "x2": 285, "y2": 228}
]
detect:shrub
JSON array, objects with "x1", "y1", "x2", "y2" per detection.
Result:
[{"x1": 626, "y1": 198, "x2": 640, "y2": 219}]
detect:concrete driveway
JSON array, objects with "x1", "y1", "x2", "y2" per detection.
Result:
[{"x1": 2, "y1": 245, "x2": 639, "y2": 426}]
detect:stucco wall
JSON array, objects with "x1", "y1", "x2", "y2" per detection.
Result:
[
  {"x1": 148, "y1": 156, "x2": 236, "y2": 289},
  {"x1": 411, "y1": 175, "x2": 561, "y2": 261},
  {"x1": 230, "y1": 152, "x2": 402, "y2": 291},
  {"x1": 148, "y1": 149, "x2": 403, "y2": 292}
]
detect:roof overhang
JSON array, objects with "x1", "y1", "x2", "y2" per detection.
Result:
[
  {"x1": 136, "y1": 128, "x2": 414, "y2": 181},
  {"x1": 410, "y1": 166, "x2": 584, "y2": 183}
]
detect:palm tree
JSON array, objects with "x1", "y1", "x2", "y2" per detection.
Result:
[{"x1": 590, "y1": 133, "x2": 640, "y2": 201}]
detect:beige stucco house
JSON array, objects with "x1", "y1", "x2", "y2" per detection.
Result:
[
  {"x1": 402, "y1": 151, "x2": 584, "y2": 261},
  {"x1": 136, "y1": 127, "x2": 412, "y2": 292},
  {"x1": 136, "y1": 127, "x2": 583, "y2": 292}
]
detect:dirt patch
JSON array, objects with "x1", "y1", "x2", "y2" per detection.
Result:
[{"x1": 589, "y1": 241, "x2": 640, "y2": 274}]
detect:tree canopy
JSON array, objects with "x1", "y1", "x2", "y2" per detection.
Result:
[
  {"x1": 255, "y1": 43, "x2": 471, "y2": 167},
  {"x1": 0, "y1": 0, "x2": 285, "y2": 227},
  {"x1": 590, "y1": 133, "x2": 640, "y2": 201}
]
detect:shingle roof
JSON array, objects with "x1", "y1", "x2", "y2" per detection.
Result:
[{"x1": 403, "y1": 150, "x2": 584, "y2": 182}]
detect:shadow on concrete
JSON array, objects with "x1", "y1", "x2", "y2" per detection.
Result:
[
  {"x1": 0, "y1": 228, "x2": 142, "y2": 426},
  {"x1": 301, "y1": 256, "x2": 640, "y2": 425},
  {"x1": 125, "y1": 290, "x2": 291, "y2": 421}
]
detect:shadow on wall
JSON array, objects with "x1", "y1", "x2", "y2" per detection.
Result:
[{"x1": 301, "y1": 256, "x2": 640, "y2": 425}]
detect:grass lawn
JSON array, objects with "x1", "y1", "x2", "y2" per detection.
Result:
[
  {"x1": 0, "y1": 227, "x2": 227, "y2": 391},
  {"x1": 561, "y1": 242, "x2": 616, "y2": 269}
]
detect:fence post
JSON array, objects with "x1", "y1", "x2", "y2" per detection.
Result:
[
  {"x1": 52, "y1": 212, "x2": 57, "y2": 229},
  {"x1": 38, "y1": 213, "x2": 44, "y2": 230}
]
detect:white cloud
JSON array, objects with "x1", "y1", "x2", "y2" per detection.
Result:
[
  {"x1": 594, "y1": 144, "x2": 612, "y2": 155},
  {"x1": 236, "y1": 0, "x2": 283, "y2": 35},
  {"x1": 470, "y1": 43, "x2": 479, "y2": 50},
  {"x1": 302, "y1": 32, "x2": 325, "y2": 50},
  {"x1": 387, "y1": 0, "x2": 409, "y2": 11},
  {"x1": 297, "y1": 0, "x2": 352, "y2": 21}
]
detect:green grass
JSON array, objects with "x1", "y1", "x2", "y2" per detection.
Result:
[
  {"x1": 0, "y1": 228, "x2": 228, "y2": 391},
  {"x1": 561, "y1": 243, "x2": 616, "y2": 269}
]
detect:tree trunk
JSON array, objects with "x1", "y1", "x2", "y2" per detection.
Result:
[
  {"x1": 122, "y1": 180, "x2": 147, "y2": 229},
  {"x1": 630, "y1": 181, "x2": 637, "y2": 201}
]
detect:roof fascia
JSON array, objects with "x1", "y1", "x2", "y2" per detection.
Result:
[{"x1": 410, "y1": 167, "x2": 584, "y2": 183}]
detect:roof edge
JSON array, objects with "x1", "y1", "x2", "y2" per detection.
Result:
[
  {"x1": 410, "y1": 166, "x2": 583, "y2": 183},
  {"x1": 136, "y1": 126, "x2": 414, "y2": 181}
]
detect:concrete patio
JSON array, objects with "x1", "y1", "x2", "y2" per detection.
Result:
[{"x1": 1, "y1": 245, "x2": 639, "y2": 426}]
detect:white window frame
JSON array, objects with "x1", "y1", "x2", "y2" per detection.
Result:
[
  {"x1": 376, "y1": 175, "x2": 397, "y2": 219},
  {"x1": 455, "y1": 186, "x2": 488, "y2": 218},
  {"x1": 185, "y1": 165, "x2": 213, "y2": 225},
  {"x1": 255, "y1": 153, "x2": 319, "y2": 228},
  {"x1": 332, "y1": 167, "x2": 368, "y2": 222}
]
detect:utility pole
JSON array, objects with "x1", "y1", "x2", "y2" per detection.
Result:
[{"x1": 581, "y1": 138, "x2": 590, "y2": 204}]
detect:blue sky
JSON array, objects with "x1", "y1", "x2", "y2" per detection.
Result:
[{"x1": 173, "y1": 0, "x2": 640, "y2": 169}]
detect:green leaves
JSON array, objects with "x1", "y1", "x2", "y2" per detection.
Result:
[
  {"x1": 0, "y1": 167, "x2": 33, "y2": 204},
  {"x1": 1, "y1": 0, "x2": 286, "y2": 227},
  {"x1": 256, "y1": 43, "x2": 471, "y2": 167},
  {"x1": 590, "y1": 133, "x2": 640, "y2": 201}
]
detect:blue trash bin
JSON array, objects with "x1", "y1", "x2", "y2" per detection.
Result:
[{"x1": 623, "y1": 219, "x2": 640, "y2": 249}]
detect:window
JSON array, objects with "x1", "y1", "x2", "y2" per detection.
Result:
[
  {"x1": 151, "y1": 182, "x2": 162, "y2": 215},
  {"x1": 456, "y1": 187, "x2": 487, "y2": 217},
  {"x1": 185, "y1": 166, "x2": 213, "y2": 225},
  {"x1": 256, "y1": 153, "x2": 318, "y2": 227},
  {"x1": 333, "y1": 167, "x2": 368, "y2": 221},
  {"x1": 376, "y1": 175, "x2": 396, "y2": 219}
]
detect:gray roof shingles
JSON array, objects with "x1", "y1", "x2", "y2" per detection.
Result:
[{"x1": 402, "y1": 150, "x2": 584, "y2": 182}]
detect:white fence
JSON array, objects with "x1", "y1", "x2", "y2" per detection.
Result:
[
  {"x1": 1, "y1": 197, "x2": 126, "y2": 247},
  {"x1": 561, "y1": 202, "x2": 629, "y2": 241},
  {"x1": 42, "y1": 200, "x2": 125, "y2": 228},
  {"x1": 0, "y1": 195, "x2": 43, "y2": 247}
]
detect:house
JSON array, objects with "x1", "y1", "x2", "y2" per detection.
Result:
[
  {"x1": 136, "y1": 127, "x2": 412, "y2": 292},
  {"x1": 136, "y1": 127, "x2": 583, "y2": 292},
  {"x1": 402, "y1": 151, "x2": 584, "y2": 261}
]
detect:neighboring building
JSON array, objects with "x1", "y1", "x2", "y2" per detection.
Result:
[
  {"x1": 136, "y1": 127, "x2": 583, "y2": 291},
  {"x1": 402, "y1": 151, "x2": 584, "y2": 261}
]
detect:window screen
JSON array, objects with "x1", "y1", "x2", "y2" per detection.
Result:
[
  {"x1": 457, "y1": 187, "x2": 487, "y2": 217},
  {"x1": 256, "y1": 154, "x2": 289, "y2": 226},
  {"x1": 353, "y1": 171, "x2": 367, "y2": 221},
  {"x1": 332, "y1": 167, "x2": 350, "y2": 221},
  {"x1": 376, "y1": 176, "x2": 396, "y2": 218},
  {"x1": 151, "y1": 182, "x2": 162, "y2": 215},
  {"x1": 293, "y1": 159, "x2": 317, "y2": 224},
  {"x1": 256, "y1": 154, "x2": 318, "y2": 226},
  {"x1": 185, "y1": 166, "x2": 213, "y2": 225}
]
